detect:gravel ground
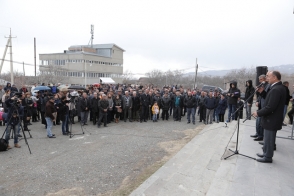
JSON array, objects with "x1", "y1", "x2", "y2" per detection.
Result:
[{"x1": 0, "y1": 114, "x2": 203, "y2": 196}]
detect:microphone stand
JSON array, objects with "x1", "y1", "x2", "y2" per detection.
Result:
[{"x1": 224, "y1": 85, "x2": 260, "y2": 160}]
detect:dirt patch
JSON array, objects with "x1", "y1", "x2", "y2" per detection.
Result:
[{"x1": 100, "y1": 125, "x2": 205, "y2": 196}]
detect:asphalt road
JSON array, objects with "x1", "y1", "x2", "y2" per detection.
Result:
[{"x1": 0, "y1": 114, "x2": 203, "y2": 196}]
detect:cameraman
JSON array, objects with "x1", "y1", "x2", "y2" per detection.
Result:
[
  {"x1": 58, "y1": 96, "x2": 69, "y2": 135},
  {"x1": 4, "y1": 95, "x2": 24, "y2": 149},
  {"x1": 23, "y1": 92, "x2": 33, "y2": 130}
]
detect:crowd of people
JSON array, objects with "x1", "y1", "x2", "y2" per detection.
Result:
[{"x1": 0, "y1": 74, "x2": 293, "y2": 156}]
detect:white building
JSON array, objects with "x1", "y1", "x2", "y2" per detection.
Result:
[{"x1": 39, "y1": 44, "x2": 125, "y2": 85}]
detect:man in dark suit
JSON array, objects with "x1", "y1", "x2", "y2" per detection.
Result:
[
  {"x1": 253, "y1": 71, "x2": 286, "y2": 163},
  {"x1": 122, "y1": 91, "x2": 133, "y2": 122},
  {"x1": 140, "y1": 90, "x2": 150, "y2": 122}
]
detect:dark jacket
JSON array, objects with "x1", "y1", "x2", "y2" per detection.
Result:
[
  {"x1": 5, "y1": 98, "x2": 24, "y2": 122},
  {"x1": 153, "y1": 95, "x2": 161, "y2": 107},
  {"x1": 140, "y1": 93, "x2": 150, "y2": 107},
  {"x1": 58, "y1": 101, "x2": 69, "y2": 121},
  {"x1": 245, "y1": 80, "x2": 255, "y2": 104},
  {"x1": 257, "y1": 81, "x2": 286, "y2": 131},
  {"x1": 45, "y1": 101, "x2": 56, "y2": 120},
  {"x1": 184, "y1": 95, "x2": 196, "y2": 108},
  {"x1": 161, "y1": 96, "x2": 171, "y2": 110},
  {"x1": 216, "y1": 98, "x2": 227, "y2": 115},
  {"x1": 79, "y1": 97, "x2": 90, "y2": 112},
  {"x1": 204, "y1": 96, "x2": 218, "y2": 109},
  {"x1": 4, "y1": 83, "x2": 11, "y2": 91},
  {"x1": 227, "y1": 81, "x2": 240, "y2": 105},
  {"x1": 90, "y1": 97, "x2": 100, "y2": 112},
  {"x1": 132, "y1": 96, "x2": 140, "y2": 111},
  {"x1": 98, "y1": 99, "x2": 109, "y2": 112},
  {"x1": 198, "y1": 95, "x2": 206, "y2": 106},
  {"x1": 284, "y1": 85, "x2": 291, "y2": 106}
]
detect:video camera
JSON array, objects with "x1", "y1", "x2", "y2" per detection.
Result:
[{"x1": 10, "y1": 92, "x2": 22, "y2": 106}]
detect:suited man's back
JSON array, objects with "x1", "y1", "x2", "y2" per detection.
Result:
[{"x1": 258, "y1": 81, "x2": 286, "y2": 131}]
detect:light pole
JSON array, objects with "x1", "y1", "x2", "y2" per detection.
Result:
[
  {"x1": 84, "y1": 61, "x2": 87, "y2": 86},
  {"x1": 84, "y1": 61, "x2": 92, "y2": 86}
]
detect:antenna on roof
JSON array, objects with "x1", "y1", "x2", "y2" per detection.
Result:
[{"x1": 88, "y1": 24, "x2": 94, "y2": 47}]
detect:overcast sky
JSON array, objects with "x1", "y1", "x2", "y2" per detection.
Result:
[{"x1": 0, "y1": 0, "x2": 293, "y2": 76}]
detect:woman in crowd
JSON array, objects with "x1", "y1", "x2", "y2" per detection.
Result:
[
  {"x1": 2, "y1": 89, "x2": 11, "y2": 113},
  {"x1": 107, "y1": 92, "x2": 114, "y2": 123},
  {"x1": 114, "y1": 94, "x2": 122, "y2": 123},
  {"x1": 215, "y1": 94, "x2": 227, "y2": 123}
]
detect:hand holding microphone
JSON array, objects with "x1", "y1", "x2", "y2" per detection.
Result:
[{"x1": 256, "y1": 81, "x2": 265, "y2": 93}]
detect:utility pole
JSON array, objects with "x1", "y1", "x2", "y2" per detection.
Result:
[
  {"x1": 194, "y1": 58, "x2": 198, "y2": 89},
  {"x1": 34, "y1": 37, "x2": 36, "y2": 77},
  {"x1": 2, "y1": 29, "x2": 17, "y2": 84},
  {"x1": 23, "y1": 62, "x2": 25, "y2": 76},
  {"x1": 0, "y1": 38, "x2": 10, "y2": 74}
]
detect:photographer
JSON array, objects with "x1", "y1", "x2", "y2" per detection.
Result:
[
  {"x1": 23, "y1": 92, "x2": 33, "y2": 130},
  {"x1": 58, "y1": 96, "x2": 69, "y2": 135},
  {"x1": 4, "y1": 95, "x2": 24, "y2": 149}
]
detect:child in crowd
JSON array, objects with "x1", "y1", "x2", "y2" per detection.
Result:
[{"x1": 152, "y1": 102, "x2": 159, "y2": 122}]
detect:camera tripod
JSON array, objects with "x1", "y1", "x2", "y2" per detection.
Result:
[
  {"x1": 68, "y1": 98, "x2": 85, "y2": 138},
  {"x1": 1, "y1": 103, "x2": 32, "y2": 154}
]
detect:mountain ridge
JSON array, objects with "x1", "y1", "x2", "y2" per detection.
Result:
[{"x1": 185, "y1": 64, "x2": 294, "y2": 77}]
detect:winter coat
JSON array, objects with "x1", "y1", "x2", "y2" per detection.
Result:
[
  {"x1": 257, "y1": 81, "x2": 286, "y2": 131},
  {"x1": 132, "y1": 96, "x2": 140, "y2": 111},
  {"x1": 4, "y1": 83, "x2": 11, "y2": 91},
  {"x1": 151, "y1": 105, "x2": 159, "y2": 114},
  {"x1": 4, "y1": 98, "x2": 24, "y2": 122},
  {"x1": 198, "y1": 95, "x2": 206, "y2": 106},
  {"x1": 227, "y1": 81, "x2": 241, "y2": 105},
  {"x1": 172, "y1": 95, "x2": 183, "y2": 108},
  {"x1": 184, "y1": 95, "x2": 196, "y2": 108},
  {"x1": 161, "y1": 96, "x2": 171, "y2": 110},
  {"x1": 122, "y1": 95, "x2": 133, "y2": 109},
  {"x1": 284, "y1": 85, "x2": 291, "y2": 106},
  {"x1": 58, "y1": 101, "x2": 69, "y2": 121},
  {"x1": 90, "y1": 97, "x2": 100, "y2": 112},
  {"x1": 245, "y1": 80, "x2": 255, "y2": 104},
  {"x1": 98, "y1": 99, "x2": 109, "y2": 113},
  {"x1": 216, "y1": 98, "x2": 227, "y2": 115},
  {"x1": 140, "y1": 93, "x2": 150, "y2": 107},
  {"x1": 153, "y1": 95, "x2": 161, "y2": 107},
  {"x1": 79, "y1": 97, "x2": 90, "y2": 112},
  {"x1": 204, "y1": 97, "x2": 218, "y2": 109},
  {"x1": 45, "y1": 101, "x2": 56, "y2": 120}
]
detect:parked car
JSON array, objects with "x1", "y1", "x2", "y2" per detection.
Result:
[{"x1": 202, "y1": 85, "x2": 224, "y2": 93}]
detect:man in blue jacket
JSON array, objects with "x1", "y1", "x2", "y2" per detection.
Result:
[{"x1": 204, "y1": 91, "x2": 218, "y2": 124}]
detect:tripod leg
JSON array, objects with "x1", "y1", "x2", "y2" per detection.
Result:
[
  {"x1": 20, "y1": 123, "x2": 32, "y2": 154},
  {"x1": 238, "y1": 153, "x2": 256, "y2": 160},
  {"x1": 224, "y1": 152, "x2": 237, "y2": 160}
]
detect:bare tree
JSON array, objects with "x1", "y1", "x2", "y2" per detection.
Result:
[
  {"x1": 224, "y1": 67, "x2": 255, "y2": 92},
  {"x1": 35, "y1": 65, "x2": 69, "y2": 85},
  {"x1": 122, "y1": 69, "x2": 135, "y2": 84},
  {"x1": 0, "y1": 70, "x2": 26, "y2": 88}
]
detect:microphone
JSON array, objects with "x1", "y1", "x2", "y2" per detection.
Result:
[{"x1": 256, "y1": 81, "x2": 265, "y2": 89}]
